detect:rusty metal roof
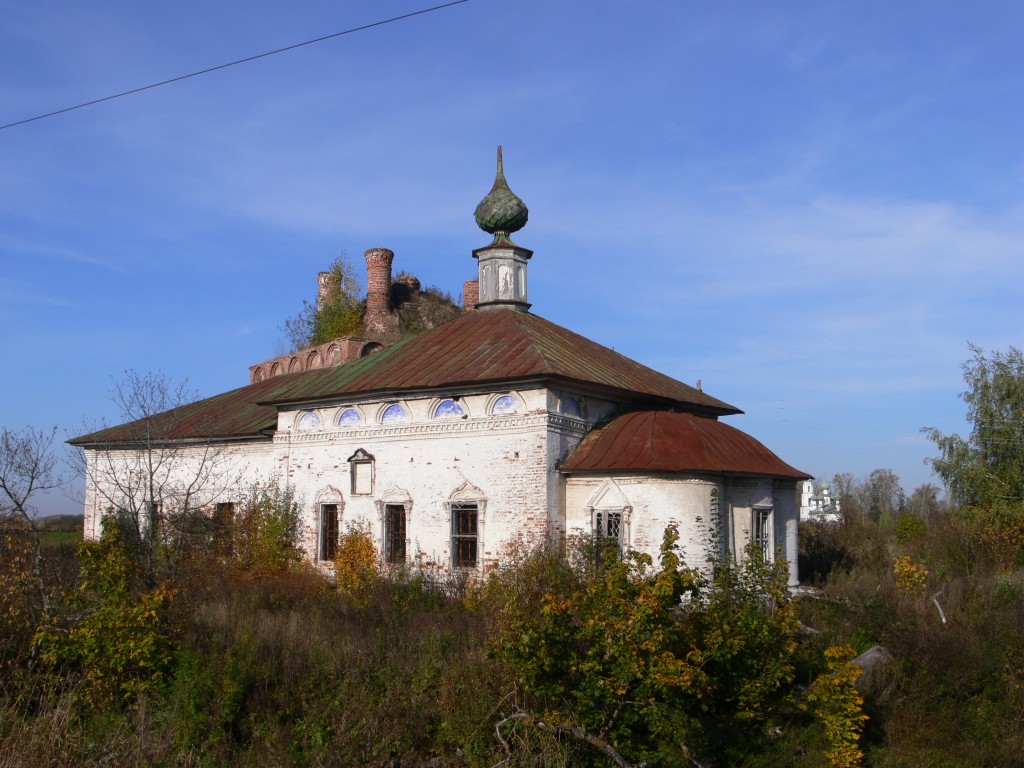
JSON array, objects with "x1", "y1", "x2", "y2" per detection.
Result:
[
  {"x1": 70, "y1": 308, "x2": 739, "y2": 446},
  {"x1": 69, "y1": 375, "x2": 289, "y2": 445},
  {"x1": 560, "y1": 410, "x2": 810, "y2": 479},
  {"x1": 258, "y1": 308, "x2": 740, "y2": 413}
]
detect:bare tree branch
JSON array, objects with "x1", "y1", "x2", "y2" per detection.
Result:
[{"x1": 0, "y1": 425, "x2": 64, "y2": 621}]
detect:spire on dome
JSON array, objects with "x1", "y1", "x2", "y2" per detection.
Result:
[
  {"x1": 473, "y1": 146, "x2": 529, "y2": 244},
  {"x1": 472, "y1": 147, "x2": 533, "y2": 312}
]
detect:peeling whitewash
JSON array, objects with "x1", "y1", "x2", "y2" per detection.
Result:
[{"x1": 83, "y1": 384, "x2": 799, "y2": 584}]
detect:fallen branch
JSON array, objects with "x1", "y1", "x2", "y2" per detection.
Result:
[{"x1": 931, "y1": 591, "x2": 947, "y2": 625}]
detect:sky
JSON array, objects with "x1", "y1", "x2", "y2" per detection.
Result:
[{"x1": 2, "y1": 0, "x2": 1023, "y2": 516}]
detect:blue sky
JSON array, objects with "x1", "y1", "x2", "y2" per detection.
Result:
[{"x1": 2, "y1": 0, "x2": 1022, "y2": 515}]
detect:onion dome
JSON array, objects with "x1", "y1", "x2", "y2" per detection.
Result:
[{"x1": 474, "y1": 146, "x2": 528, "y2": 240}]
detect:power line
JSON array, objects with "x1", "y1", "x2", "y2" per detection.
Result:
[{"x1": 0, "y1": 0, "x2": 472, "y2": 133}]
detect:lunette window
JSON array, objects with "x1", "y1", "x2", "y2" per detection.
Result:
[
  {"x1": 433, "y1": 399, "x2": 465, "y2": 419},
  {"x1": 381, "y1": 403, "x2": 408, "y2": 423},
  {"x1": 337, "y1": 408, "x2": 361, "y2": 426},
  {"x1": 491, "y1": 395, "x2": 520, "y2": 415},
  {"x1": 297, "y1": 410, "x2": 321, "y2": 430}
]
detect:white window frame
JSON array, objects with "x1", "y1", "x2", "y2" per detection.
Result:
[{"x1": 592, "y1": 507, "x2": 625, "y2": 554}]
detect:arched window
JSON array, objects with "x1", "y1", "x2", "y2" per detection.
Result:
[
  {"x1": 491, "y1": 394, "x2": 521, "y2": 415},
  {"x1": 433, "y1": 399, "x2": 465, "y2": 419},
  {"x1": 561, "y1": 395, "x2": 582, "y2": 418},
  {"x1": 381, "y1": 403, "x2": 409, "y2": 424},
  {"x1": 337, "y1": 408, "x2": 362, "y2": 427},
  {"x1": 296, "y1": 410, "x2": 321, "y2": 430}
]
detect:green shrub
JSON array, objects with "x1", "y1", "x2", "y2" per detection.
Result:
[{"x1": 36, "y1": 521, "x2": 176, "y2": 709}]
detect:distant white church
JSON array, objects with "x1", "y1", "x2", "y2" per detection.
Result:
[
  {"x1": 72, "y1": 151, "x2": 809, "y2": 585},
  {"x1": 799, "y1": 479, "x2": 841, "y2": 523}
]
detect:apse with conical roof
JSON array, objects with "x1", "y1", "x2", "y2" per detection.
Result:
[{"x1": 473, "y1": 147, "x2": 533, "y2": 311}]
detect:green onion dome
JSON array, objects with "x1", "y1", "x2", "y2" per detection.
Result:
[{"x1": 474, "y1": 146, "x2": 528, "y2": 237}]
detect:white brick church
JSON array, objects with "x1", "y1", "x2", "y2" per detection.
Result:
[{"x1": 72, "y1": 151, "x2": 809, "y2": 585}]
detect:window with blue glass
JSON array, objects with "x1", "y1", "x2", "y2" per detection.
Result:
[
  {"x1": 381, "y1": 403, "x2": 408, "y2": 424},
  {"x1": 296, "y1": 410, "x2": 321, "y2": 430},
  {"x1": 491, "y1": 394, "x2": 520, "y2": 415},
  {"x1": 434, "y1": 399, "x2": 465, "y2": 419},
  {"x1": 337, "y1": 408, "x2": 361, "y2": 427}
]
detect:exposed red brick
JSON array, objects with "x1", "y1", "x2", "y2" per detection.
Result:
[
  {"x1": 463, "y1": 279, "x2": 479, "y2": 310},
  {"x1": 364, "y1": 248, "x2": 398, "y2": 334}
]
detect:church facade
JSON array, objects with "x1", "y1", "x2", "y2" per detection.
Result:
[{"x1": 72, "y1": 152, "x2": 809, "y2": 585}]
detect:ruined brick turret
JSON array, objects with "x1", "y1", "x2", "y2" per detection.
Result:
[
  {"x1": 317, "y1": 271, "x2": 339, "y2": 310},
  {"x1": 364, "y1": 247, "x2": 399, "y2": 334}
]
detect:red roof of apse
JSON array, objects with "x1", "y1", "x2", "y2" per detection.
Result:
[{"x1": 561, "y1": 410, "x2": 810, "y2": 479}]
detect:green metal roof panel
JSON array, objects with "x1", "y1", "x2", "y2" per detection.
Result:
[{"x1": 71, "y1": 309, "x2": 739, "y2": 445}]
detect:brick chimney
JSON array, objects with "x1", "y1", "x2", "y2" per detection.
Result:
[
  {"x1": 463, "y1": 279, "x2": 479, "y2": 311},
  {"x1": 364, "y1": 248, "x2": 398, "y2": 334}
]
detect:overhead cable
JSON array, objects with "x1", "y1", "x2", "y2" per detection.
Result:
[{"x1": 0, "y1": 0, "x2": 471, "y2": 132}]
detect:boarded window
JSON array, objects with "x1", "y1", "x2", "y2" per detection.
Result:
[
  {"x1": 349, "y1": 449, "x2": 374, "y2": 496},
  {"x1": 352, "y1": 462, "x2": 371, "y2": 495},
  {"x1": 452, "y1": 503, "x2": 478, "y2": 568},
  {"x1": 320, "y1": 504, "x2": 339, "y2": 561},
  {"x1": 385, "y1": 504, "x2": 407, "y2": 564},
  {"x1": 214, "y1": 502, "x2": 235, "y2": 553}
]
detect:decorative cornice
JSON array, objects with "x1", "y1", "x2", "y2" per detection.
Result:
[{"x1": 276, "y1": 413, "x2": 561, "y2": 446}]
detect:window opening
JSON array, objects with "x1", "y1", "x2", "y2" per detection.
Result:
[
  {"x1": 381, "y1": 403, "x2": 408, "y2": 423},
  {"x1": 384, "y1": 504, "x2": 407, "y2": 564},
  {"x1": 452, "y1": 503, "x2": 478, "y2": 568},
  {"x1": 752, "y1": 507, "x2": 772, "y2": 558},
  {"x1": 337, "y1": 408, "x2": 361, "y2": 426},
  {"x1": 433, "y1": 399, "x2": 465, "y2": 419},
  {"x1": 297, "y1": 410, "x2": 321, "y2": 430},
  {"x1": 562, "y1": 395, "x2": 581, "y2": 418},
  {"x1": 491, "y1": 394, "x2": 520, "y2": 415},
  {"x1": 593, "y1": 508, "x2": 624, "y2": 556},
  {"x1": 213, "y1": 502, "x2": 235, "y2": 553},
  {"x1": 320, "y1": 504, "x2": 339, "y2": 560},
  {"x1": 148, "y1": 501, "x2": 162, "y2": 540}
]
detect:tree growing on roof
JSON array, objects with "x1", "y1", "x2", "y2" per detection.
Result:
[
  {"x1": 282, "y1": 253, "x2": 365, "y2": 352},
  {"x1": 69, "y1": 371, "x2": 241, "y2": 580}
]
